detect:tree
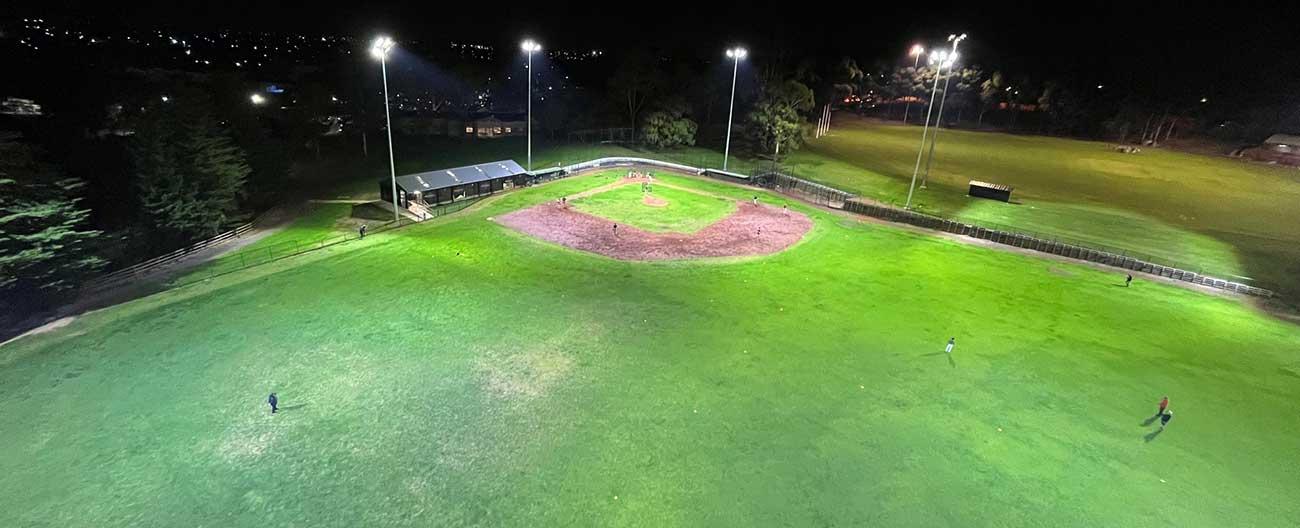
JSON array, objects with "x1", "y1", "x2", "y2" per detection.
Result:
[
  {"x1": 130, "y1": 94, "x2": 250, "y2": 241},
  {"x1": 608, "y1": 51, "x2": 662, "y2": 139},
  {"x1": 744, "y1": 80, "x2": 814, "y2": 158},
  {"x1": 1037, "y1": 81, "x2": 1088, "y2": 135},
  {"x1": 641, "y1": 100, "x2": 698, "y2": 149},
  {"x1": 0, "y1": 134, "x2": 106, "y2": 316},
  {"x1": 947, "y1": 67, "x2": 985, "y2": 125},
  {"x1": 978, "y1": 71, "x2": 1006, "y2": 127}
]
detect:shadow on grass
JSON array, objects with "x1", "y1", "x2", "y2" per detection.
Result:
[
  {"x1": 1144, "y1": 428, "x2": 1164, "y2": 442},
  {"x1": 1141, "y1": 414, "x2": 1161, "y2": 427},
  {"x1": 919, "y1": 351, "x2": 957, "y2": 367},
  {"x1": 278, "y1": 403, "x2": 310, "y2": 412}
]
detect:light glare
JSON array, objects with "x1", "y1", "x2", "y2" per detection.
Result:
[{"x1": 370, "y1": 36, "x2": 395, "y2": 59}]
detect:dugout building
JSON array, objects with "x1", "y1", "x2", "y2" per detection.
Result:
[{"x1": 381, "y1": 160, "x2": 529, "y2": 207}]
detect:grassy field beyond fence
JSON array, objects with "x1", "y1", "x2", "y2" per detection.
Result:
[{"x1": 785, "y1": 117, "x2": 1300, "y2": 298}]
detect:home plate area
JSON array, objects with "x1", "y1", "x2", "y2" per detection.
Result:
[{"x1": 494, "y1": 176, "x2": 813, "y2": 261}]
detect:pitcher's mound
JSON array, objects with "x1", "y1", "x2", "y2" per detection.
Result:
[
  {"x1": 642, "y1": 194, "x2": 669, "y2": 207},
  {"x1": 496, "y1": 202, "x2": 813, "y2": 261}
]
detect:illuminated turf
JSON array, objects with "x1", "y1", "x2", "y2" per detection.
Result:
[
  {"x1": 788, "y1": 117, "x2": 1300, "y2": 297},
  {"x1": 2, "y1": 171, "x2": 1298, "y2": 526},
  {"x1": 567, "y1": 175, "x2": 738, "y2": 234}
]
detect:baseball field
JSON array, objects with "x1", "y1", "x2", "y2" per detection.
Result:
[{"x1": 3, "y1": 167, "x2": 1298, "y2": 526}]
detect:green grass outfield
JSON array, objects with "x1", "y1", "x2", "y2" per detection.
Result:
[
  {"x1": 787, "y1": 117, "x2": 1300, "y2": 298},
  {"x1": 570, "y1": 182, "x2": 738, "y2": 233},
  {"x1": 3, "y1": 170, "x2": 1298, "y2": 526}
]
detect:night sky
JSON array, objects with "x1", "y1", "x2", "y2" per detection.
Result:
[{"x1": 6, "y1": 0, "x2": 1300, "y2": 103}]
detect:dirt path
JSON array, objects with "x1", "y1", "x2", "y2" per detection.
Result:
[{"x1": 0, "y1": 203, "x2": 304, "y2": 345}]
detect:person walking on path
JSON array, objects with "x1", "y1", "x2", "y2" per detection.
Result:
[
  {"x1": 1155, "y1": 396, "x2": 1169, "y2": 417},
  {"x1": 945, "y1": 337, "x2": 956, "y2": 354},
  {"x1": 268, "y1": 393, "x2": 278, "y2": 414},
  {"x1": 359, "y1": 224, "x2": 368, "y2": 239},
  {"x1": 1126, "y1": 274, "x2": 1133, "y2": 287},
  {"x1": 1160, "y1": 409, "x2": 1173, "y2": 429}
]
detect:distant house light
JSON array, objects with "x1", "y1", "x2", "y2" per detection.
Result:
[{"x1": 465, "y1": 127, "x2": 474, "y2": 134}]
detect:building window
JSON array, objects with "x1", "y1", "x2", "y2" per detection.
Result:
[
  {"x1": 465, "y1": 127, "x2": 474, "y2": 134},
  {"x1": 493, "y1": 127, "x2": 502, "y2": 135},
  {"x1": 504, "y1": 127, "x2": 512, "y2": 133}
]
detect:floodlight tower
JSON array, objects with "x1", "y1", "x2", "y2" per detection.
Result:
[
  {"x1": 921, "y1": 33, "x2": 967, "y2": 188},
  {"x1": 905, "y1": 49, "x2": 954, "y2": 210},
  {"x1": 521, "y1": 39, "x2": 542, "y2": 171},
  {"x1": 723, "y1": 46, "x2": 747, "y2": 171},
  {"x1": 370, "y1": 36, "x2": 399, "y2": 222},
  {"x1": 902, "y1": 44, "x2": 924, "y2": 124}
]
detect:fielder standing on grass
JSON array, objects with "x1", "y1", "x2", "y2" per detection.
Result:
[
  {"x1": 1155, "y1": 396, "x2": 1169, "y2": 418},
  {"x1": 1126, "y1": 274, "x2": 1133, "y2": 287},
  {"x1": 1160, "y1": 409, "x2": 1173, "y2": 429},
  {"x1": 945, "y1": 337, "x2": 956, "y2": 354},
  {"x1": 268, "y1": 392, "x2": 278, "y2": 414}
]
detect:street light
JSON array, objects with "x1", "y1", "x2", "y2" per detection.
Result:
[
  {"x1": 902, "y1": 44, "x2": 924, "y2": 125},
  {"x1": 249, "y1": 93, "x2": 265, "y2": 105},
  {"x1": 905, "y1": 49, "x2": 954, "y2": 210},
  {"x1": 723, "y1": 46, "x2": 747, "y2": 171},
  {"x1": 370, "y1": 35, "x2": 400, "y2": 223},
  {"x1": 521, "y1": 39, "x2": 542, "y2": 171},
  {"x1": 921, "y1": 33, "x2": 967, "y2": 189}
]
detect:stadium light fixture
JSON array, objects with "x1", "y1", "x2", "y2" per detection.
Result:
[
  {"x1": 920, "y1": 33, "x2": 968, "y2": 189},
  {"x1": 521, "y1": 39, "x2": 542, "y2": 171},
  {"x1": 903, "y1": 44, "x2": 926, "y2": 125},
  {"x1": 905, "y1": 49, "x2": 951, "y2": 210},
  {"x1": 249, "y1": 93, "x2": 265, "y2": 105},
  {"x1": 723, "y1": 46, "x2": 747, "y2": 171},
  {"x1": 371, "y1": 35, "x2": 400, "y2": 223}
]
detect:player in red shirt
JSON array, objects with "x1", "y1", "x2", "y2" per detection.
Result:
[{"x1": 1156, "y1": 396, "x2": 1169, "y2": 417}]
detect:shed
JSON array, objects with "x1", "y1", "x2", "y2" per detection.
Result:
[
  {"x1": 381, "y1": 160, "x2": 528, "y2": 207},
  {"x1": 968, "y1": 180, "x2": 1014, "y2": 202}
]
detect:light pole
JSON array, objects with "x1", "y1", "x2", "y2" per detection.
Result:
[
  {"x1": 902, "y1": 44, "x2": 924, "y2": 124},
  {"x1": 905, "y1": 49, "x2": 953, "y2": 210},
  {"x1": 921, "y1": 33, "x2": 966, "y2": 188},
  {"x1": 723, "y1": 46, "x2": 747, "y2": 171},
  {"x1": 371, "y1": 36, "x2": 399, "y2": 223},
  {"x1": 521, "y1": 39, "x2": 541, "y2": 171}
]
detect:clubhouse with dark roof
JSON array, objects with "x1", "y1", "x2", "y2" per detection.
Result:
[{"x1": 380, "y1": 160, "x2": 530, "y2": 207}]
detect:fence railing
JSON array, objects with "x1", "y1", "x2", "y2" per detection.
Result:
[
  {"x1": 168, "y1": 197, "x2": 485, "y2": 289},
  {"x1": 539, "y1": 158, "x2": 1274, "y2": 297},
  {"x1": 822, "y1": 189, "x2": 1273, "y2": 298},
  {"x1": 80, "y1": 222, "x2": 256, "y2": 295}
]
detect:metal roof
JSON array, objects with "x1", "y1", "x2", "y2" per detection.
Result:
[
  {"x1": 969, "y1": 180, "x2": 1013, "y2": 192},
  {"x1": 1264, "y1": 134, "x2": 1300, "y2": 146},
  {"x1": 394, "y1": 160, "x2": 526, "y2": 193}
]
